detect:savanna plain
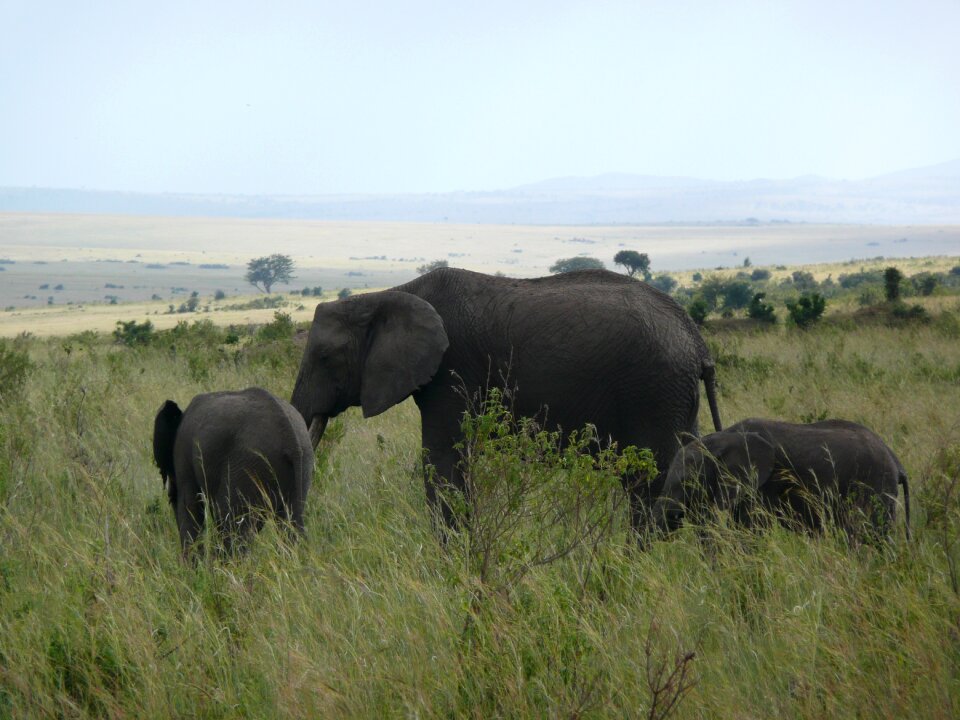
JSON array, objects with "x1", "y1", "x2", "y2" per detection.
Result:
[{"x1": 1, "y1": 224, "x2": 960, "y2": 717}]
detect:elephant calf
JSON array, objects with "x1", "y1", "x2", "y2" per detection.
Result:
[
  {"x1": 653, "y1": 418, "x2": 910, "y2": 542},
  {"x1": 152, "y1": 387, "x2": 314, "y2": 554}
]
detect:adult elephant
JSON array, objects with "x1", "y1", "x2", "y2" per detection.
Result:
[
  {"x1": 291, "y1": 268, "x2": 722, "y2": 531},
  {"x1": 652, "y1": 418, "x2": 911, "y2": 541},
  {"x1": 153, "y1": 387, "x2": 314, "y2": 554}
]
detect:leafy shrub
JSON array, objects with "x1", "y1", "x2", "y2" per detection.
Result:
[
  {"x1": 214, "y1": 289, "x2": 226, "y2": 300},
  {"x1": 786, "y1": 270, "x2": 817, "y2": 290},
  {"x1": 451, "y1": 387, "x2": 652, "y2": 590},
  {"x1": 914, "y1": 273, "x2": 938, "y2": 296},
  {"x1": 722, "y1": 281, "x2": 753, "y2": 310},
  {"x1": 549, "y1": 257, "x2": 605, "y2": 273},
  {"x1": 691, "y1": 272, "x2": 702, "y2": 282},
  {"x1": 750, "y1": 269, "x2": 771, "y2": 281},
  {"x1": 747, "y1": 292, "x2": 776, "y2": 323},
  {"x1": 785, "y1": 293, "x2": 826, "y2": 328},
  {"x1": 649, "y1": 274, "x2": 678, "y2": 294},
  {"x1": 257, "y1": 311, "x2": 295, "y2": 343},
  {"x1": 417, "y1": 259, "x2": 450, "y2": 275},
  {"x1": 113, "y1": 319, "x2": 155, "y2": 347},
  {"x1": 688, "y1": 298, "x2": 709, "y2": 325},
  {"x1": 698, "y1": 276, "x2": 727, "y2": 311},
  {"x1": 839, "y1": 269, "x2": 883, "y2": 289},
  {"x1": 890, "y1": 302, "x2": 928, "y2": 322},
  {"x1": 166, "y1": 319, "x2": 226, "y2": 348},
  {"x1": 337, "y1": 288, "x2": 352, "y2": 300},
  {"x1": 884, "y1": 267, "x2": 904, "y2": 301}
]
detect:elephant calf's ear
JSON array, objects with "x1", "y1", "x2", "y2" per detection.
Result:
[
  {"x1": 360, "y1": 292, "x2": 449, "y2": 418},
  {"x1": 153, "y1": 400, "x2": 183, "y2": 482}
]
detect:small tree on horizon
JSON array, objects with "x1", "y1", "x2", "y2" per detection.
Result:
[
  {"x1": 245, "y1": 254, "x2": 295, "y2": 293},
  {"x1": 884, "y1": 266, "x2": 903, "y2": 302},
  {"x1": 549, "y1": 256, "x2": 605, "y2": 274},
  {"x1": 613, "y1": 250, "x2": 651, "y2": 279},
  {"x1": 417, "y1": 259, "x2": 449, "y2": 275}
]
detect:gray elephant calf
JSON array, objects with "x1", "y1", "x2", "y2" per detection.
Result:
[
  {"x1": 153, "y1": 387, "x2": 314, "y2": 554},
  {"x1": 653, "y1": 418, "x2": 910, "y2": 542}
]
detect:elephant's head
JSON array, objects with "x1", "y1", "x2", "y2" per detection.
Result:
[
  {"x1": 153, "y1": 399, "x2": 183, "y2": 508},
  {"x1": 291, "y1": 291, "x2": 449, "y2": 447},
  {"x1": 653, "y1": 430, "x2": 775, "y2": 533}
]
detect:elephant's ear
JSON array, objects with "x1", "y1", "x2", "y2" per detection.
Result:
[
  {"x1": 153, "y1": 400, "x2": 183, "y2": 483},
  {"x1": 360, "y1": 292, "x2": 449, "y2": 418},
  {"x1": 716, "y1": 431, "x2": 776, "y2": 495}
]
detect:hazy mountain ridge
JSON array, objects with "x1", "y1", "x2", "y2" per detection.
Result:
[{"x1": 2, "y1": 160, "x2": 958, "y2": 224}]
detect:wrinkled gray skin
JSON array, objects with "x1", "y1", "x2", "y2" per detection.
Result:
[
  {"x1": 291, "y1": 267, "x2": 722, "y2": 532},
  {"x1": 653, "y1": 418, "x2": 911, "y2": 541},
  {"x1": 153, "y1": 387, "x2": 314, "y2": 554}
]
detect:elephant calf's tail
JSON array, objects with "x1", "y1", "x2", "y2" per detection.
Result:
[
  {"x1": 900, "y1": 470, "x2": 911, "y2": 542},
  {"x1": 702, "y1": 362, "x2": 723, "y2": 431}
]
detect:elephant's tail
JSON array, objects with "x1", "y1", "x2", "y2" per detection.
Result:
[
  {"x1": 702, "y1": 362, "x2": 723, "y2": 432},
  {"x1": 153, "y1": 400, "x2": 183, "y2": 506},
  {"x1": 899, "y1": 469, "x2": 911, "y2": 542}
]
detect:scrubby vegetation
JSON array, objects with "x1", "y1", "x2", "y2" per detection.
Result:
[{"x1": 0, "y1": 288, "x2": 959, "y2": 717}]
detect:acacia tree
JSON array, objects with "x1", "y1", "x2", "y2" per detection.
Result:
[
  {"x1": 245, "y1": 254, "x2": 295, "y2": 293},
  {"x1": 613, "y1": 250, "x2": 651, "y2": 279}
]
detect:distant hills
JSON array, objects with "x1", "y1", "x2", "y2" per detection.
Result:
[{"x1": 2, "y1": 160, "x2": 959, "y2": 225}]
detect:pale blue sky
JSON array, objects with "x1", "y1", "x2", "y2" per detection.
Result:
[{"x1": 2, "y1": 0, "x2": 958, "y2": 194}]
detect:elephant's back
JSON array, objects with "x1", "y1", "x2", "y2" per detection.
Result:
[
  {"x1": 400, "y1": 267, "x2": 703, "y2": 351},
  {"x1": 178, "y1": 388, "x2": 308, "y2": 474},
  {"x1": 730, "y1": 418, "x2": 900, "y2": 488}
]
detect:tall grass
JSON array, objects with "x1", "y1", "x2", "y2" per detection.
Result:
[{"x1": 1, "y1": 308, "x2": 959, "y2": 718}]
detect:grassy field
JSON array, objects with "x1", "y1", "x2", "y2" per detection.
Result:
[{"x1": 1, "y1": 282, "x2": 959, "y2": 716}]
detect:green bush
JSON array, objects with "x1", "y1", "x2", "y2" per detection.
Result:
[
  {"x1": 747, "y1": 292, "x2": 777, "y2": 323},
  {"x1": 256, "y1": 311, "x2": 295, "y2": 343},
  {"x1": 789, "y1": 270, "x2": 818, "y2": 291},
  {"x1": 165, "y1": 319, "x2": 227, "y2": 348},
  {"x1": 890, "y1": 302, "x2": 929, "y2": 322},
  {"x1": 649, "y1": 274, "x2": 678, "y2": 294},
  {"x1": 722, "y1": 280, "x2": 754, "y2": 310},
  {"x1": 452, "y1": 387, "x2": 653, "y2": 591},
  {"x1": 839, "y1": 269, "x2": 883, "y2": 289},
  {"x1": 688, "y1": 298, "x2": 709, "y2": 325},
  {"x1": 884, "y1": 267, "x2": 904, "y2": 302},
  {"x1": 112, "y1": 319, "x2": 155, "y2": 347},
  {"x1": 549, "y1": 257, "x2": 605, "y2": 273},
  {"x1": 785, "y1": 293, "x2": 826, "y2": 328}
]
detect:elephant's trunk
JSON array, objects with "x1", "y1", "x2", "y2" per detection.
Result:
[
  {"x1": 308, "y1": 415, "x2": 328, "y2": 450},
  {"x1": 652, "y1": 498, "x2": 683, "y2": 535}
]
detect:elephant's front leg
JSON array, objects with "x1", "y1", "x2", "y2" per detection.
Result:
[
  {"x1": 416, "y1": 386, "x2": 469, "y2": 533},
  {"x1": 421, "y1": 437, "x2": 466, "y2": 532}
]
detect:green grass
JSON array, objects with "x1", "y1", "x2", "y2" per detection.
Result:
[{"x1": 1, "y1": 302, "x2": 960, "y2": 718}]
